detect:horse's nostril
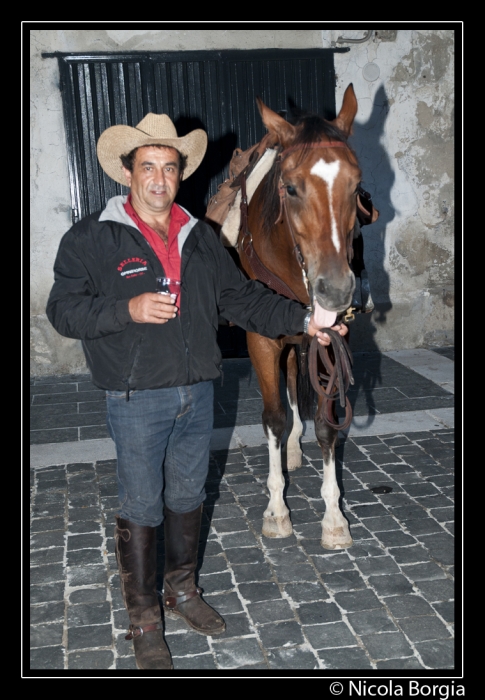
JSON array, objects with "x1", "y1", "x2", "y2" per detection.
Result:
[{"x1": 316, "y1": 279, "x2": 326, "y2": 296}]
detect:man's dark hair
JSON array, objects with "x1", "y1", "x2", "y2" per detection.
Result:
[{"x1": 120, "y1": 144, "x2": 187, "y2": 176}]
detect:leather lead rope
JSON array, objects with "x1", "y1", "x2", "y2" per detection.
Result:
[{"x1": 308, "y1": 328, "x2": 354, "y2": 431}]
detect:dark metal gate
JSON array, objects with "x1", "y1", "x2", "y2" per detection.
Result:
[{"x1": 43, "y1": 48, "x2": 346, "y2": 223}]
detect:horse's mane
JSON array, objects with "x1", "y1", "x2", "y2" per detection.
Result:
[{"x1": 260, "y1": 113, "x2": 349, "y2": 235}]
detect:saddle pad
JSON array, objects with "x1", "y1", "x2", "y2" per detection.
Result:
[{"x1": 220, "y1": 148, "x2": 278, "y2": 247}]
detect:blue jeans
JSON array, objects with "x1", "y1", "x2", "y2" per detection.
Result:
[{"x1": 106, "y1": 381, "x2": 214, "y2": 527}]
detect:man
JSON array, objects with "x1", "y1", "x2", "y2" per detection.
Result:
[{"x1": 46, "y1": 114, "x2": 348, "y2": 670}]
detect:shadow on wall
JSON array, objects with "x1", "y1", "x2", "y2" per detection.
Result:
[{"x1": 345, "y1": 85, "x2": 395, "y2": 425}]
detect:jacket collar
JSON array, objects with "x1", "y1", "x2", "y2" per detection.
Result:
[{"x1": 98, "y1": 195, "x2": 199, "y2": 256}]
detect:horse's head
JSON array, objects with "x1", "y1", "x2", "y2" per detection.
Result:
[{"x1": 257, "y1": 85, "x2": 361, "y2": 327}]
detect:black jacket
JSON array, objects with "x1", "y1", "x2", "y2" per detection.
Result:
[{"x1": 46, "y1": 196, "x2": 308, "y2": 392}]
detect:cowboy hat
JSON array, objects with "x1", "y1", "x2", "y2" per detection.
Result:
[{"x1": 97, "y1": 113, "x2": 208, "y2": 185}]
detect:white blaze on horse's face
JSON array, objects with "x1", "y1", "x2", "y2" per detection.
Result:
[{"x1": 310, "y1": 158, "x2": 341, "y2": 253}]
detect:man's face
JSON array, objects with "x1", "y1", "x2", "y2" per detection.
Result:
[{"x1": 122, "y1": 146, "x2": 182, "y2": 218}]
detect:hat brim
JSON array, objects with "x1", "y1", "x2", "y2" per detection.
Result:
[{"x1": 97, "y1": 125, "x2": 208, "y2": 185}]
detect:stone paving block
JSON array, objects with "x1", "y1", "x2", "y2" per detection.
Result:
[
  {"x1": 197, "y1": 554, "x2": 229, "y2": 575},
  {"x1": 401, "y1": 518, "x2": 444, "y2": 536},
  {"x1": 231, "y1": 562, "x2": 273, "y2": 583},
  {"x1": 200, "y1": 571, "x2": 233, "y2": 593},
  {"x1": 68, "y1": 507, "x2": 103, "y2": 522},
  {"x1": 246, "y1": 598, "x2": 295, "y2": 624},
  {"x1": 387, "y1": 546, "x2": 432, "y2": 565},
  {"x1": 352, "y1": 503, "x2": 391, "y2": 519},
  {"x1": 203, "y1": 591, "x2": 244, "y2": 615},
  {"x1": 30, "y1": 563, "x2": 65, "y2": 585},
  {"x1": 297, "y1": 601, "x2": 342, "y2": 625},
  {"x1": 267, "y1": 646, "x2": 319, "y2": 669},
  {"x1": 166, "y1": 630, "x2": 211, "y2": 656},
  {"x1": 357, "y1": 552, "x2": 406, "y2": 578},
  {"x1": 219, "y1": 530, "x2": 258, "y2": 548},
  {"x1": 68, "y1": 649, "x2": 114, "y2": 670},
  {"x1": 30, "y1": 602, "x2": 65, "y2": 625},
  {"x1": 311, "y1": 552, "x2": 354, "y2": 573},
  {"x1": 418, "y1": 533, "x2": 455, "y2": 566},
  {"x1": 415, "y1": 578, "x2": 455, "y2": 603},
  {"x1": 283, "y1": 581, "x2": 329, "y2": 603},
  {"x1": 30, "y1": 582, "x2": 65, "y2": 604},
  {"x1": 68, "y1": 602, "x2": 111, "y2": 627},
  {"x1": 30, "y1": 529, "x2": 66, "y2": 550},
  {"x1": 374, "y1": 530, "x2": 419, "y2": 548},
  {"x1": 357, "y1": 516, "x2": 400, "y2": 533},
  {"x1": 258, "y1": 620, "x2": 305, "y2": 649},
  {"x1": 30, "y1": 547, "x2": 64, "y2": 565},
  {"x1": 68, "y1": 623, "x2": 113, "y2": 650},
  {"x1": 67, "y1": 521, "x2": 102, "y2": 535},
  {"x1": 391, "y1": 505, "x2": 430, "y2": 522},
  {"x1": 348, "y1": 607, "x2": 399, "y2": 635},
  {"x1": 402, "y1": 562, "x2": 448, "y2": 581},
  {"x1": 433, "y1": 601, "x2": 454, "y2": 623},
  {"x1": 211, "y1": 636, "x2": 265, "y2": 669},
  {"x1": 360, "y1": 631, "x2": 414, "y2": 661},
  {"x1": 321, "y1": 570, "x2": 367, "y2": 593},
  {"x1": 31, "y1": 623, "x2": 64, "y2": 648},
  {"x1": 69, "y1": 587, "x2": 108, "y2": 604},
  {"x1": 414, "y1": 639, "x2": 455, "y2": 669},
  {"x1": 30, "y1": 646, "x2": 65, "y2": 670},
  {"x1": 238, "y1": 581, "x2": 282, "y2": 603},
  {"x1": 224, "y1": 546, "x2": 265, "y2": 566},
  {"x1": 398, "y1": 615, "x2": 451, "y2": 643},
  {"x1": 303, "y1": 621, "x2": 358, "y2": 649},
  {"x1": 67, "y1": 549, "x2": 104, "y2": 567},
  {"x1": 347, "y1": 542, "x2": 386, "y2": 559},
  {"x1": 67, "y1": 564, "x2": 108, "y2": 587},
  {"x1": 31, "y1": 517, "x2": 66, "y2": 534},
  {"x1": 317, "y1": 646, "x2": 374, "y2": 669},
  {"x1": 67, "y1": 533, "x2": 104, "y2": 550},
  {"x1": 368, "y1": 573, "x2": 415, "y2": 596},
  {"x1": 334, "y1": 589, "x2": 382, "y2": 612}
]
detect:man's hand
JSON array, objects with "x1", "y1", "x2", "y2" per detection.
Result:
[
  {"x1": 128, "y1": 293, "x2": 178, "y2": 324},
  {"x1": 306, "y1": 316, "x2": 349, "y2": 346}
]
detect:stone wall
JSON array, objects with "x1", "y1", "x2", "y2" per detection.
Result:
[{"x1": 30, "y1": 28, "x2": 455, "y2": 374}]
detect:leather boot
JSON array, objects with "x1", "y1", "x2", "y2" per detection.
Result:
[
  {"x1": 163, "y1": 505, "x2": 226, "y2": 635},
  {"x1": 115, "y1": 516, "x2": 173, "y2": 670}
]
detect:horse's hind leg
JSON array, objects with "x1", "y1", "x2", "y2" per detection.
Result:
[
  {"x1": 247, "y1": 332, "x2": 292, "y2": 539},
  {"x1": 284, "y1": 346, "x2": 303, "y2": 471},
  {"x1": 315, "y1": 398, "x2": 353, "y2": 549}
]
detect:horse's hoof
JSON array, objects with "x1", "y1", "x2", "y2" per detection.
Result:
[
  {"x1": 321, "y1": 526, "x2": 353, "y2": 550},
  {"x1": 262, "y1": 514, "x2": 293, "y2": 538}
]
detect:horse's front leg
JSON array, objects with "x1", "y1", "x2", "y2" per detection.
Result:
[
  {"x1": 315, "y1": 396, "x2": 353, "y2": 549},
  {"x1": 247, "y1": 332, "x2": 293, "y2": 538}
]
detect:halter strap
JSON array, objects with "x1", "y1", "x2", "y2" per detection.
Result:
[{"x1": 279, "y1": 141, "x2": 348, "y2": 160}]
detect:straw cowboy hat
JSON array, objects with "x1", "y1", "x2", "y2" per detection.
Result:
[{"x1": 97, "y1": 113, "x2": 208, "y2": 186}]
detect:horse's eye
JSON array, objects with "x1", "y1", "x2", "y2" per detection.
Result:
[{"x1": 286, "y1": 185, "x2": 297, "y2": 197}]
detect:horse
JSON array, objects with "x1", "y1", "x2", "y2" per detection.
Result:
[{"x1": 236, "y1": 84, "x2": 361, "y2": 550}]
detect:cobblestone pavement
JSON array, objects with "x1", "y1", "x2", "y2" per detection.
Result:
[{"x1": 29, "y1": 349, "x2": 456, "y2": 675}]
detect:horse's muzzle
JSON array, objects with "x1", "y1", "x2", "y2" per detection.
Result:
[{"x1": 313, "y1": 272, "x2": 355, "y2": 314}]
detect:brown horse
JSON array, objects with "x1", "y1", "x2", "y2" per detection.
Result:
[{"x1": 237, "y1": 84, "x2": 361, "y2": 549}]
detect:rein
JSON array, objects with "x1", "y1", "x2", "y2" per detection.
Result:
[{"x1": 309, "y1": 328, "x2": 354, "y2": 431}]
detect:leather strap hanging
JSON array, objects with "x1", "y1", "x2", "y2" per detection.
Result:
[{"x1": 308, "y1": 328, "x2": 354, "y2": 431}]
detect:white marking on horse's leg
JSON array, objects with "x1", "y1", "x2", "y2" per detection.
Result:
[
  {"x1": 286, "y1": 387, "x2": 303, "y2": 471},
  {"x1": 262, "y1": 428, "x2": 293, "y2": 538},
  {"x1": 320, "y1": 453, "x2": 353, "y2": 549},
  {"x1": 310, "y1": 158, "x2": 341, "y2": 253}
]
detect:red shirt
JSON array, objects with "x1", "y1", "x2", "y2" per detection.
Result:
[{"x1": 124, "y1": 196, "x2": 189, "y2": 282}]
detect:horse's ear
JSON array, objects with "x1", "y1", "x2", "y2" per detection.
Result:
[
  {"x1": 332, "y1": 84, "x2": 358, "y2": 136},
  {"x1": 256, "y1": 97, "x2": 296, "y2": 146}
]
